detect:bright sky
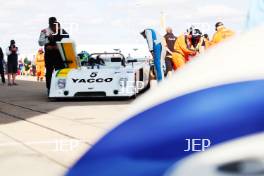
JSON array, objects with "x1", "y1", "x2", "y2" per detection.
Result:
[{"x1": 0, "y1": 0, "x2": 250, "y2": 57}]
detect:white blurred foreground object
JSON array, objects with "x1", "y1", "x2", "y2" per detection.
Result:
[{"x1": 166, "y1": 133, "x2": 264, "y2": 176}]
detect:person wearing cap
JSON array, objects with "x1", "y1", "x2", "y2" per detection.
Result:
[
  {"x1": 172, "y1": 27, "x2": 198, "y2": 69},
  {"x1": 35, "y1": 48, "x2": 45, "y2": 81},
  {"x1": 141, "y1": 29, "x2": 166, "y2": 82},
  {"x1": 0, "y1": 46, "x2": 5, "y2": 85},
  {"x1": 212, "y1": 22, "x2": 235, "y2": 45},
  {"x1": 6, "y1": 40, "x2": 19, "y2": 86},
  {"x1": 38, "y1": 17, "x2": 69, "y2": 93},
  {"x1": 164, "y1": 27, "x2": 177, "y2": 77}
]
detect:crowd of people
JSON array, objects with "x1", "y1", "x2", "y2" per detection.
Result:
[
  {"x1": 141, "y1": 22, "x2": 235, "y2": 82},
  {"x1": 0, "y1": 46, "x2": 47, "y2": 85},
  {"x1": 0, "y1": 17, "x2": 69, "y2": 93},
  {"x1": 0, "y1": 17, "x2": 235, "y2": 94}
]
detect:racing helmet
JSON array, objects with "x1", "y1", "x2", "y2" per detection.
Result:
[
  {"x1": 190, "y1": 28, "x2": 202, "y2": 47},
  {"x1": 186, "y1": 25, "x2": 195, "y2": 35},
  {"x1": 78, "y1": 51, "x2": 90, "y2": 65},
  {"x1": 192, "y1": 28, "x2": 202, "y2": 37},
  {"x1": 186, "y1": 26, "x2": 202, "y2": 36}
]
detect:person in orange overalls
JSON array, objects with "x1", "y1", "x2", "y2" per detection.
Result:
[
  {"x1": 172, "y1": 27, "x2": 201, "y2": 69},
  {"x1": 212, "y1": 22, "x2": 235, "y2": 45},
  {"x1": 35, "y1": 48, "x2": 45, "y2": 81},
  {"x1": 203, "y1": 34, "x2": 212, "y2": 49}
]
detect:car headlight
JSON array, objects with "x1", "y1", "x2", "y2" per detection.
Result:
[
  {"x1": 57, "y1": 79, "x2": 66, "y2": 89},
  {"x1": 119, "y1": 78, "x2": 128, "y2": 87}
]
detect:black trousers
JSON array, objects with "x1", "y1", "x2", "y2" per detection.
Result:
[
  {"x1": 0, "y1": 61, "x2": 5, "y2": 83},
  {"x1": 45, "y1": 51, "x2": 65, "y2": 90},
  {"x1": 165, "y1": 56, "x2": 173, "y2": 76}
]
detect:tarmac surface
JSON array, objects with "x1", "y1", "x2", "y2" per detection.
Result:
[{"x1": 0, "y1": 76, "x2": 136, "y2": 176}]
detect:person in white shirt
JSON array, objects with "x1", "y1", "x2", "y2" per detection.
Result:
[{"x1": 38, "y1": 17, "x2": 69, "y2": 93}]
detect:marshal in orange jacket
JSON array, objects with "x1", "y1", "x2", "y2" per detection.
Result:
[
  {"x1": 35, "y1": 49, "x2": 45, "y2": 80},
  {"x1": 172, "y1": 34, "x2": 196, "y2": 69}
]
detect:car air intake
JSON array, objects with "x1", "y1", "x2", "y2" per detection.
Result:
[{"x1": 74, "y1": 92, "x2": 106, "y2": 97}]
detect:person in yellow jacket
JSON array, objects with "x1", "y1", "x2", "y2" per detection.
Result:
[
  {"x1": 35, "y1": 48, "x2": 45, "y2": 81},
  {"x1": 172, "y1": 27, "x2": 201, "y2": 69},
  {"x1": 212, "y1": 22, "x2": 235, "y2": 45}
]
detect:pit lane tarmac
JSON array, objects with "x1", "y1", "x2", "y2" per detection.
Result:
[{"x1": 0, "y1": 76, "x2": 136, "y2": 176}]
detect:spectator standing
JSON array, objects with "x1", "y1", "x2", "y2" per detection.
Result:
[
  {"x1": 6, "y1": 40, "x2": 19, "y2": 86},
  {"x1": 38, "y1": 17, "x2": 69, "y2": 94},
  {"x1": 164, "y1": 27, "x2": 177, "y2": 76},
  {"x1": 35, "y1": 48, "x2": 45, "y2": 81}
]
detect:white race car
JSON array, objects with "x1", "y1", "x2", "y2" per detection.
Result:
[{"x1": 49, "y1": 40, "x2": 151, "y2": 99}]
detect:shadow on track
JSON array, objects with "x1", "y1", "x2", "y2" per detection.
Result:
[{"x1": 0, "y1": 79, "x2": 138, "y2": 124}]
